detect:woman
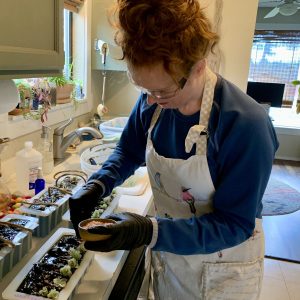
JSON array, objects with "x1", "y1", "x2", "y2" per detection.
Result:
[{"x1": 69, "y1": 0, "x2": 279, "y2": 299}]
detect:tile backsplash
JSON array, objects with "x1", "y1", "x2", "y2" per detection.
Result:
[{"x1": 0, "y1": 113, "x2": 92, "y2": 162}]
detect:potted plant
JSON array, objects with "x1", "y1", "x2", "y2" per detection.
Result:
[
  {"x1": 23, "y1": 78, "x2": 52, "y2": 123},
  {"x1": 292, "y1": 80, "x2": 300, "y2": 114},
  {"x1": 8, "y1": 80, "x2": 32, "y2": 116},
  {"x1": 48, "y1": 64, "x2": 75, "y2": 104},
  {"x1": 8, "y1": 79, "x2": 52, "y2": 123}
]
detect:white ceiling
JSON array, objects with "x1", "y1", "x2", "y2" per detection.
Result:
[{"x1": 259, "y1": 0, "x2": 300, "y2": 7}]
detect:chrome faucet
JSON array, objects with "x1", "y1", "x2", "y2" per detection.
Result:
[{"x1": 53, "y1": 118, "x2": 103, "y2": 160}]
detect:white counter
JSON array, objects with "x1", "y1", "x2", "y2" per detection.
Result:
[
  {"x1": 269, "y1": 108, "x2": 300, "y2": 161},
  {"x1": 0, "y1": 139, "x2": 153, "y2": 300},
  {"x1": 269, "y1": 107, "x2": 300, "y2": 135}
]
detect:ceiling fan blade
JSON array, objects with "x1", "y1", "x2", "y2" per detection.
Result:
[
  {"x1": 279, "y1": 3, "x2": 299, "y2": 15},
  {"x1": 264, "y1": 7, "x2": 280, "y2": 18}
]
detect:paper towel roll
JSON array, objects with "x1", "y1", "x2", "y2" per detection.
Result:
[{"x1": 0, "y1": 80, "x2": 20, "y2": 114}]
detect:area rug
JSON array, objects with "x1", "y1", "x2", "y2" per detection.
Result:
[{"x1": 262, "y1": 178, "x2": 300, "y2": 216}]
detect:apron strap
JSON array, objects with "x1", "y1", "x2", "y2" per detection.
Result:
[
  {"x1": 185, "y1": 66, "x2": 217, "y2": 156},
  {"x1": 147, "y1": 66, "x2": 217, "y2": 156},
  {"x1": 146, "y1": 105, "x2": 162, "y2": 150},
  {"x1": 150, "y1": 105, "x2": 162, "y2": 131}
]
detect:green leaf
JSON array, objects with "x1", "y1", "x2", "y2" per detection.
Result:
[
  {"x1": 291, "y1": 80, "x2": 300, "y2": 86},
  {"x1": 48, "y1": 76, "x2": 68, "y2": 87}
]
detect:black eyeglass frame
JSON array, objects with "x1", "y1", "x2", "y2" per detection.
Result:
[
  {"x1": 127, "y1": 69, "x2": 189, "y2": 100},
  {"x1": 142, "y1": 77, "x2": 188, "y2": 100}
]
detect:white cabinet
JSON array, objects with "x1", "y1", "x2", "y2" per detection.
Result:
[
  {"x1": 91, "y1": 0, "x2": 126, "y2": 71},
  {"x1": 0, "y1": 0, "x2": 64, "y2": 79}
]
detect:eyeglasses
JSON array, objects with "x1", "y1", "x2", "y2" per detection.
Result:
[
  {"x1": 142, "y1": 77, "x2": 187, "y2": 100},
  {"x1": 127, "y1": 71, "x2": 187, "y2": 100}
]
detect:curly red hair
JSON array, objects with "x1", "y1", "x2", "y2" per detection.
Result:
[{"x1": 110, "y1": 0, "x2": 219, "y2": 79}]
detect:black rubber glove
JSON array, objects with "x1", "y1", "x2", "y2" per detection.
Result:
[
  {"x1": 68, "y1": 181, "x2": 103, "y2": 237},
  {"x1": 84, "y1": 212, "x2": 153, "y2": 252}
]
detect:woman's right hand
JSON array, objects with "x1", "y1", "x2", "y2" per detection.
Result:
[{"x1": 68, "y1": 182, "x2": 103, "y2": 237}]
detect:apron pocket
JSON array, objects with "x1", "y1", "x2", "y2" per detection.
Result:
[{"x1": 202, "y1": 259, "x2": 263, "y2": 300}]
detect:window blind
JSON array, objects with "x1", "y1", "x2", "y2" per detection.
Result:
[
  {"x1": 249, "y1": 30, "x2": 300, "y2": 106},
  {"x1": 64, "y1": 0, "x2": 84, "y2": 13},
  {"x1": 253, "y1": 30, "x2": 300, "y2": 43}
]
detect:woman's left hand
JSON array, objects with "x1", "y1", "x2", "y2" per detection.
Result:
[{"x1": 84, "y1": 212, "x2": 153, "y2": 252}]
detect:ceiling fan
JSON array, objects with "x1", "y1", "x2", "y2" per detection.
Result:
[{"x1": 264, "y1": 0, "x2": 300, "y2": 18}]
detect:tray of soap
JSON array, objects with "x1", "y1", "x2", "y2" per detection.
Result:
[
  {"x1": 2, "y1": 228, "x2": 94, "y2": 300},
  {"x1": 1, "y1": 213, "x2": 39, "y2": 231},
  {"x1": 19, "y1": 187, "x2": 72, "y2": 237},
  {"x1": 19, "y1": 171, "x2": 87, "y2": 237},
  {"x1": 0, "y1": 221, "x2": 33, "y2": 280}
]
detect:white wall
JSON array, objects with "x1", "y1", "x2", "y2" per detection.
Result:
[
  {"x1": 218, "y1": 0, "x2": 259, "y2": 91},
  {"x1": 276, "y1": 133, "x2": 300, "y2": 161},
  {"x1": 92, "y1": 70, "x2": 138, "y2": 116}
]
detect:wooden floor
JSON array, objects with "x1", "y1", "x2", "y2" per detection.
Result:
[
  {"x1": 270, "y1": 160, "x2": 300, "y2": 191},
  {"x1": 263, "y1": 160, "x2": 300, "y2": 263}
]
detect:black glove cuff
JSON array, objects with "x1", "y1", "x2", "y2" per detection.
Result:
[
  {"x1": 144, "y1": 217, "x2": 153, "y2": 245},
  {"x1": 86, "y1": 179, "x2": 105, "y2": 196}
]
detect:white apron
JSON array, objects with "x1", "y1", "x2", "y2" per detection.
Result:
[{"x1": 141, "y1": 67, "x2": 264, "y2": 300}]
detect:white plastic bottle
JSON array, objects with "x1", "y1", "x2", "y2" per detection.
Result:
[
  {"x1": 15, "y1": 141, "x2": 42, "y2": 196},
  {"x1": 37, "y1": 125, "x2": 54, "y2": 175}
]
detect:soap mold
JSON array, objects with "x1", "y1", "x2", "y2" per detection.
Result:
[
  {"x1": 0, "y1": 221, "x2": 33, "y2": 280},
  {"x1": 19, "y1": 187, "x2": 72, "y2": 237},
  {"x1": 2, "y1": 228, "x2": 94, "y2": 300},
  {"x1": 19, "y1": 178, "x2": 83, "y2": 237},
  {"x1": 1, "y1": 214, "x2": 39, "y2": 231}
]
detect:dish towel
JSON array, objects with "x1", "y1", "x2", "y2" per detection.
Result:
[{"x1": 115, "y1": 167, "x2": 149, "y2": 196}]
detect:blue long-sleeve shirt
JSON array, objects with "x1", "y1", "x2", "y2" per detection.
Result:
[{"x1": 89, "y1": 75, "x2": 279, "y2": 255}]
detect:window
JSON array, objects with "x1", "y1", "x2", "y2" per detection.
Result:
[
  {"x1": 9, "y1": 9, "x2": 83, "y2": 120},
  {"x1": 64, "y1": 9, "x2": 72, "y2": 80},
  {"x1": 6, "y1": 0, "x2": 90, "y2": 139},
  {"x1": 248, "y1": 30, "x2": 300, "y2": 108}
]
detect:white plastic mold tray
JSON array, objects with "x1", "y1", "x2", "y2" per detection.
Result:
[
  {"x1": 19, "y1": 187, "x2": 72, "y2": 237},
  {"x1": 2, "y1": 228, "x2": 94, "y2": 300},
  {"x1": 0, "y1": 221, "x2": 33, "y2": 280},
  {"x1": 1, "y1": 214, "x2": 39, "y2": 231}
]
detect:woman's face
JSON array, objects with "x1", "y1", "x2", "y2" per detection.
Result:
[{"x1": 128, "y1": 62, "x2": 205, "y2": 113}]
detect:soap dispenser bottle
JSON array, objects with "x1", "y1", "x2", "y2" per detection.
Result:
[
  {"x1": 38, "y1": 125, "x2": 54, "y2": 175},
  {"x1": 35, "y1": 167, "x2": 45, "y2": 195}
]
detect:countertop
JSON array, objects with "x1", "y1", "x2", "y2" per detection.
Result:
[
  {"x1": 0, "y1": 139, "x2": 153, "y2": 300},
  {"x1": 269, "y1": 107, "x2": 300, "y2": 135}
]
